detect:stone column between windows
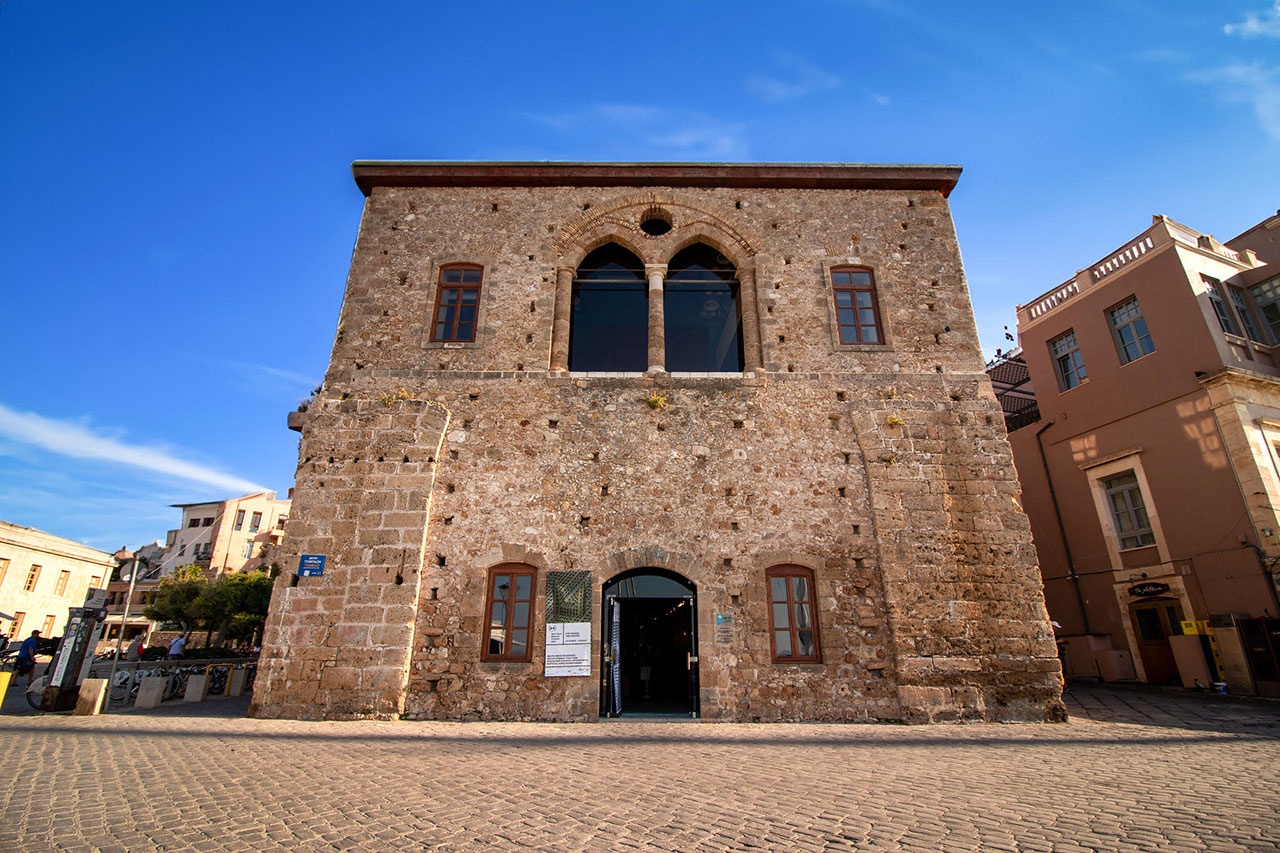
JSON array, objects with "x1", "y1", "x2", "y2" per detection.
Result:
[
  {"x1": 738, "y1": 266, "x2": 763, "y2": 372},
  {"x1": 550, "y1": 266, "x2": 573, "y2": 372},
  {"x1": 646, "y1": 264, "x2": 667, "y2": 373}
]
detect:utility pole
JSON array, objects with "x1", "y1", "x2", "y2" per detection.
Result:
[{"x1": 104, "y1": 556, "x2": 145, "y2": 712}]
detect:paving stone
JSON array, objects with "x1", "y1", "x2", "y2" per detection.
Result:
[{"x1": 0, "y1": 684, "x2": 1277, "y2": 851}]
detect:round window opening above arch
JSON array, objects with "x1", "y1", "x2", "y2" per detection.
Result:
[{"x1": 639, "y1": 208, "x2": 673, "y2": 237}]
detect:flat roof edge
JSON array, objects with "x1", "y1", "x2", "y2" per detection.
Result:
[{"x1": 351, "y1": 161, "x2": 962, "y2": 197}]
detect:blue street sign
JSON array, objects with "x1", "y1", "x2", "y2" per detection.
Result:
[{"x1": 298, "y1": 554, "x2": 327, "y2": 577}]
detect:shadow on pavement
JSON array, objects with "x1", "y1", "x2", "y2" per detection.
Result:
[{"x1": 1063, "y1": 679, "x2": 1280, "y2": 735}]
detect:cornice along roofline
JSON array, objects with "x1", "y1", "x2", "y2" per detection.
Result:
[{"x1": 350, "y1": 161, "x2": 962, "y2": 197}]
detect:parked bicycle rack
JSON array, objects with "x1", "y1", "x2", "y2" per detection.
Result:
[{"x1": 77, "y1": 658, "x2": 258, "y2": 712}]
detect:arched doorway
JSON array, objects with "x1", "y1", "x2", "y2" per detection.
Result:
[{"x1": 601, "y1": 569, "x2": 699, "y2": 718}]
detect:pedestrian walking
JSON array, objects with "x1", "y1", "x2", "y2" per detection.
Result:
[
  {"x1": 167, "y1": 635, "x2": 186, "y2": 660},
  {"x1": 15, "y1": 630, "x2": 41, "y2": 686}
]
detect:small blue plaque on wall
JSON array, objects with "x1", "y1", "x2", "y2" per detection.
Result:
[{"x1": 298, "y1": 554, "x2": 327, "y2": 577}]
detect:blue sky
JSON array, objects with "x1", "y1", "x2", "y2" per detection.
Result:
[{"x1": 1, "y1": 1, "x2": 1278, "y2": 551}]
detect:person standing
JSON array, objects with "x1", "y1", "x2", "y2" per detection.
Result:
[
  {"x1": 167, "y1": 635, "x2": 186, "y2": 660},
  {"x1": 15, "y1": 630, "x2": 41, "y2": 687},
  {"x1": 126, "y1": 635, "x2": 144, "y2": 662}
]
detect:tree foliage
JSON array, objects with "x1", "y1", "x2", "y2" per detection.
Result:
[{"x1": 144, "y1": 565, "x2": 279, "y2": 645}]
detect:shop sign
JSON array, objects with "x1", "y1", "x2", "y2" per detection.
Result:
[{"x1": 1128, "y1": 581, "x2": 1169, "y2": 598}]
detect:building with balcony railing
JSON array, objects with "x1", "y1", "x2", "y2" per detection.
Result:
[{"x1": 1005, "y1": 210, "x2": 1280, "y2": 696}]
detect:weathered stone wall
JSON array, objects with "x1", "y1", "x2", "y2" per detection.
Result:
[
  {"x1": 251, "y1": 399, "x2": 448, "y2": 720},
  {"x1": 251, "y1": 173, "x2": 1064, "y2": 723}
]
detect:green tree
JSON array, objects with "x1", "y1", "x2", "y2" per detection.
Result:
[
  {"x1": 142, "y1": 565, "x2": 207, "y2": 633},
  {"x1": 143, "y1": 565, "x2": 279, "y2": 647}
]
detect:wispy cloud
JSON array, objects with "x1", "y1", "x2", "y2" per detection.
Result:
[
  {"x1": 1225, "y1": 1, "x2": 1280, "y2": 38},
  {"x1": 745, "y1": 53, "x2": 841, "y2": 102},
  {"x1": 0, "y1": 403, "x2": 266, "y2": 495},
  {"x1": 1188, "y1": 61, "x2": 1280, "y2": 140},
  {"x1": 217, "y1": 359, "x2": 319, "y2": 391},
  {"x1": 519, "y1": 104, "x2": 750, "y2": 159},
  {"x1": 871, "y1": 93, "x2": 892, "y2": 107}
]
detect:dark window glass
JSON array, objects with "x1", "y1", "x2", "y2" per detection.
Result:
[
  {"x1": 831, "y1": 267, "x2": 883, "y2": 344},
  {"x1": 1203, "y1": 275, "x2": 1241, "y2": 336},
  {"x1": 233, "y1": 510, "x2": 245, "y2": 531},
  {"x1": 1249, "y1": 275, "x2": 1280, "y2": 343},
  {"x1": 664, "y1": 244, "x2": 744, "y2": 372},
  {"x1": 1106, "y1": 297, "x2": 1155, "y2": 364},
  {"x1": 482, "y1": 563, "x2": 536, "y2": 661},
  {"x1": 1134, "y1": 607, "x2": 1165, "y2": 642},
  {"x1": 1229, "y1": 286, "x2": 1269, "y2": 344},
  {"x1": 569, "y1": 245, "x2": 647, "y2": 371},
  {"x1": 1049, "y1": 330, "x2": 1087, "y2": 391},
  {"x1": 766, "y1": 565, "x2": 821, "y2": 663},
  {"x1": 431, "y1": 265, "x2": 483, "y2": 342}
]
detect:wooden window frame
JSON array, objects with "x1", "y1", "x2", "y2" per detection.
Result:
[
  {"x1": 54, "y1": 570, "x2": 70, "y2": 597},
  {"x1": 766, "y1": 565, "x2": 822, "y2": 664},
  {"x1": 430, "y1": 263, "x2": 484, "y2": 343},
  {"x1": 233, "y1": 509, "x2": 245, "y2": 531},
  {"x1": 830, "y1": 266, "x2": 884, "y2": 346},
  {"x1": 40, "y1": 615, "x2": 55, "y2": 636},
  {"x1": 248, "y1": 511, "x2": 262, "y2": 533},
  {"x1": 9, "y1": 612, "x2": 25, "y2": 639},
  {"x1": 23, "y1": 565, "x2": 41, "y2": 592},
  {"x1": 480, "y1": 563, "x2": 536, "y2": 663},
  {"x1": 0, "y1": 557, "x2": 8, "y2": 587}
]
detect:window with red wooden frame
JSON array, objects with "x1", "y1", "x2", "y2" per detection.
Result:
[
  {"x1": 766, "y1": 565, "x2": 821, "y2": 663},
  {"x1": 831, "y1": 267, "x2": 883, "y2": 344},
  {"x1": 431, "y1": 264, "x2": 483, "y2": 342},
  {"x1": 481, "y1": 563, "x2": 536, "y2": 662}
]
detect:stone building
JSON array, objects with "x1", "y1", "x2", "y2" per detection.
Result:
[{"x1": 251, "y1": 162, "x2": 1064, "y2": 723}]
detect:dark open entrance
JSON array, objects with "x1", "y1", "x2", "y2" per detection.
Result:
[{"x1": 602, "y1": 569, "x2": 698, "y2": 718}]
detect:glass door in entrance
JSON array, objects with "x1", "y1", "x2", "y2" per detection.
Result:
[{"x1": 602, "y1": 570, "x2": 699, "y2": 718}]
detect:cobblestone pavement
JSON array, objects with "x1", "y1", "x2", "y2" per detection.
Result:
[{"x1": 0, "y1": 682, "x2": 1277, "y2": 852}]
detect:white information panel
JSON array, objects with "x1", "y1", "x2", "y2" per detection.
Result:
[{"x1": 545, "y1": 621, "x2": 592, "y2": 677}]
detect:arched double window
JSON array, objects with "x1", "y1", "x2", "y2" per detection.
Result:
[
  {"x1": 665, "y1": 244, "x2": 744, "y2": 372},
  {"x1": 568, "y1": 245, "x2": 647, "y2": 372}
]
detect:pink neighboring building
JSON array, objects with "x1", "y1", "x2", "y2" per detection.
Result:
[{"x1": 1001, "y1": 212, "x2": 1280, "y2": 695}]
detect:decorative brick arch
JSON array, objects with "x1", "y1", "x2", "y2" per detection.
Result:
[
  {"x1": 556, "y1": 192, "x2": 757, "y2": 270},
  {"x1": 551, "y1": 194, "x2": 765, "y2": 373},
  {"x1": 605, "y1": 546, "x2": 706, "y2": 590}
]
